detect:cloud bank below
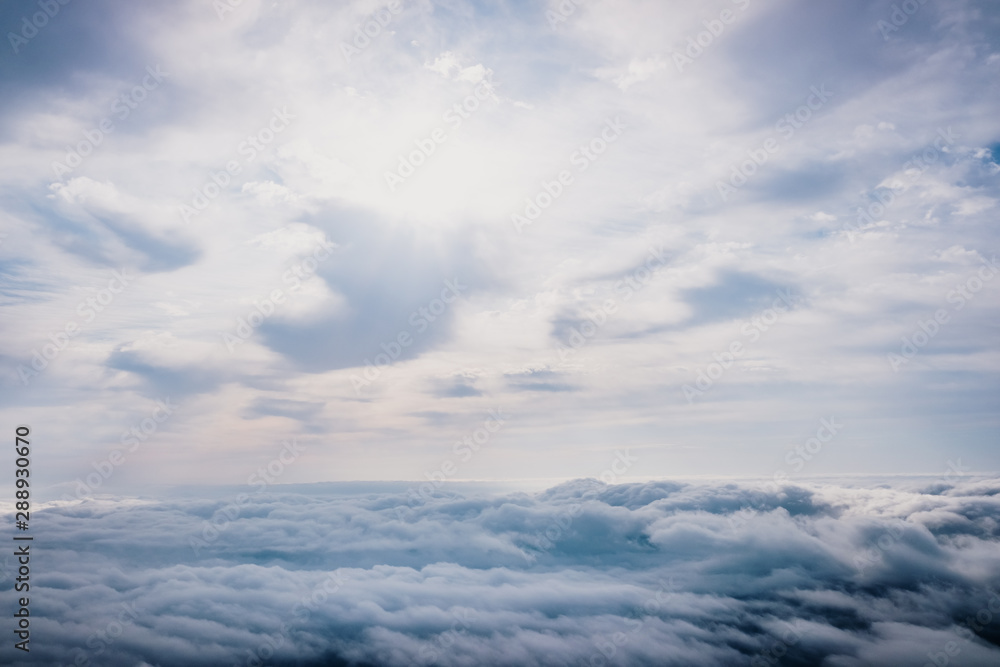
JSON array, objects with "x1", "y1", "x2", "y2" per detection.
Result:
[{"x1": 4, "y1": 476, "x2": 1000, "y2": 665}]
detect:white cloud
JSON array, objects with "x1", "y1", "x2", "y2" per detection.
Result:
[
  {"x1": 17, "y1": 476, "x2": 1000, "y2": 665},
  {"x1": 0, "y1": 0, "x2": 998, "y2": 486}
]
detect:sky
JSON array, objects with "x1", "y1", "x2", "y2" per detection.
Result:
[
  {"x1": 1, "y1": 0, "x2": 999, "y2": 491},
  {"x1": 1, "y1": 1, "x2": 1000, "y2": 664}
]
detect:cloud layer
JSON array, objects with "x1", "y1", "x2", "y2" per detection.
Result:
[{"x1": 4, "y1": 476, "x2": 1000, "y2": 665}]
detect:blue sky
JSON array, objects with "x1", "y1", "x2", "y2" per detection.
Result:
[{"x1": 0, "y1": 0, "x2": 998, "y2": 494}]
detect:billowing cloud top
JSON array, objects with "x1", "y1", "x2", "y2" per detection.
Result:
[{"x1": 2, "y1": 477, "x2": 1000, "y2": 665}]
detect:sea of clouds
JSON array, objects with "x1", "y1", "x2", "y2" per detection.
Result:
[{"x1": 3, "y1": 476, "x2": 1000, "y2": 666}]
